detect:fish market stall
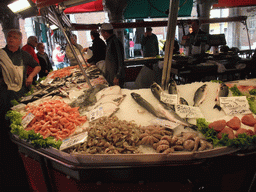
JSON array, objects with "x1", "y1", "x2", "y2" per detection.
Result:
[{"x1": 9, "y1": 71, "x2": 256, "y2": 190}]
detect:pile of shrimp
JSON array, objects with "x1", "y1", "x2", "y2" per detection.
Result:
[
  {"x1": 24, "y1": 99, "x2": 87, "y2": 140},
  {"x1": 49, "y1": 68, "x2": 72, "y2": 79},
  {"x1": 49, "y1": 64, "x2": 89, "y2": 79}
]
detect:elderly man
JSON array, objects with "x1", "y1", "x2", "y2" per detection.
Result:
[
  {"x1": 100, "y1": 23, "x2": 125, "y2": 87},
  {"x1": 22, "y1": 36, "x2": 40, "y2": 84},
  {"x1": 0, "y1": 29, "x2": 41, "y2": 119},
  {"x1": 0, "y1": 29, "x2": 40, "y2": 191}
]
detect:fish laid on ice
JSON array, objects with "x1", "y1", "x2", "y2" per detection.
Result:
[
  {"x1": 213, "y1": 83, "x2": 229, "y2": 111},
  {"x1": 69, "y1": 84, "x2": 107, "y2": 112},
  {"x1": 88, "y1": 94, "x2": 126, "y2": 110},
  {"x1": 193, "y1": 84, "x2": 208, "y2": 107},
  {"x1": 168, "y1": 78, "x2": 178, "y2": 94},
  {"x1": 90, "y1": 102, "x2": 119, "y2": 121},
  {"x1": 179, "y1": 97, "x2": 189, "y2": 105},
  {"x1": 95, "y1": 85, "x2": 121, "y2": 101},
  {"x1": 131, "y1": 92, "x2": 161, "y2": 118},
  {"x1": 156, "y1": 104, "x2": 197, "y2": 130},
  {"x1": 150, "y1": 82, "x2": 175, "y2": 111}
]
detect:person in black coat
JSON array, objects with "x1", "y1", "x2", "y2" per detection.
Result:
[
  {"x1": 36, "y1": 43, "x2": 53, "y2": 78},
  {"x1": 83, "y1": 30, "x2": 106, "y2": 65}
]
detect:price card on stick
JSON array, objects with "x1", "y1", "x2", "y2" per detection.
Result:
[
  {"x1": 175, "y1": 104, "x2": 204, "y2": 119},
  {"x1": 60, "y1": 132, "x2": 88, "y2": 151},
  {"x1": 21, "y1": 113, "x2": 35, "y2": 128},
  {"x1": 89, "y1": 106, "x2": 104, "y2": 121},
  {"x1": 160, "y1": 92, "x2": 178, "y2": 105},
  {"x1": 220, "y1": 96, "x2": 251, "y2": 116}
]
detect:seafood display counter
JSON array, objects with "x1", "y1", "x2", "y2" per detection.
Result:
[{"x1": 9, "y1": 66, "x2": 256, "y2": 191}]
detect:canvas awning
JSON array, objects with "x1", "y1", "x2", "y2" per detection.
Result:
[
  {"x1": 123, "y1": 0, "x2": 193, "y2": 19},
  {"x1": 64, "y1": 0, "x2": 103, "y2": 14},
  {"x1": 213, "y1": 0, "x2": 256, "y2": 9}
]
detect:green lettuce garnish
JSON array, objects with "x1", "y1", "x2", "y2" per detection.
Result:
[{"x1": 6, "y1": 110, "x2": 62, "y2": 149}]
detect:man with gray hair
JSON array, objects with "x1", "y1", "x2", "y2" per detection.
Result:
[
  {"x1": 22, "y1": 35, "x2": 40, "y2": 84},
  {"x1": 0, "y1": 29, "x2": 40, "y2": 191}
]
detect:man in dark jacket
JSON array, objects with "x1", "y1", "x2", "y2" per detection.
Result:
[
  {"x1": 100, "y1": 23, "x2": 125, "y2": 87},
  {"x1": 84, "y1": 30, "x2": 106, "y2": 65}
]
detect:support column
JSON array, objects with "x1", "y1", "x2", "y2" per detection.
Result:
[{"x1": 103, "y1": 0, "x2": 128, "y2": 57}]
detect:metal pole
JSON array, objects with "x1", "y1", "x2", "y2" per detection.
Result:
[
  {"x1": 243, "y1": 20, "x2": 252, "y2": 52},
  {"x1": 161, "y1": 0, "x2": 180, "y2": 90},
  {"x1": 49, "y1": 5, "x2": 92, "y2": 88}
]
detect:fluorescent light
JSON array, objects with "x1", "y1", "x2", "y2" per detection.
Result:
[
  {"x1": 50, "y1": 25, "x2": 58, "y2": 30},
  {"x1": 8, "y1": 0, "x2": 31, "y2": 13}
]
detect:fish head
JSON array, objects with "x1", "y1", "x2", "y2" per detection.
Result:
[
  {"x1": 131, "y1": 92, "x2": 141, "y2": 100},
  {"x1": 219, "y1": 83, "x2": 229, "y2": 97},
  {"x1": 150, "y1": 82, "x2": 162, "y2": 100},
  {"x1": 168, "y1": 79, "x2": 178, "y2": 94}
]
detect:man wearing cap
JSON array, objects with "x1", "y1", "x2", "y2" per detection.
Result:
[
  {"x1": 100, "y1": 23, "x2": 125, "y2": 87},
  {"x1": 141, "y1": 27, "x2": 159, "y2": 57}
]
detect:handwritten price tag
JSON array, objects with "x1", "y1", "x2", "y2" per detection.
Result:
[
  {"x1": 89, "y1": 106, "x2": 104, "y2": 122},
  {"x1": 21, "y1": 113, "x2": 35, "y2": 128},
  {"x1": 160, "y1": 92, "x2": 178, "y2": 105},
  {"x1": 60, "y1": 132, "x2": 88, "y2": 151},
  {"x1": 175, "y1": 104, "x2": 204, "y2": 119},
  {"x1": 220, "y1": 96, "x2": 251, "y2": 115}
]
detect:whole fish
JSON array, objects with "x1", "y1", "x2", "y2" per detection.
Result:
[
  {"x1": 131, "y1": 92, "x2": 160, "y2": 118},
  {"x1": 213, "y1": 83, "x2": 229, "y2": 111},
  {"x1": 179, "y1": 97, "x2": 189, "y2": 105},
  {"x1": 156, "y1": 104, "x2": 197, "y2": 130},
  {"x1": 168, "y1": 78, "x2": 178, "y2": 94},
  {"x1": 150, "y1": 82, "x2": 176, "y2": 111},
  {"x1": 150, "y1": 82, "x2": 163, "y2": 101},
  {"x1": 193, "y1": 84, "x2": 208, "y2": 107}
]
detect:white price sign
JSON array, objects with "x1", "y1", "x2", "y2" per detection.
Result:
[
  {"x1": 21, "y1": 113, "x2": 35, "y2": 128},
  {"x1": 60, "y1": 132, "x2": 88, "y2": 151},
  {"x1": 220, "y1": 96, "x2": 251, "y2": 116},
  {"x1": 175, "y1": 104, "x2": 204, "y2": 119},
  {"x1": 160, "y1": 92, "x2": 178, "y2": 105},
  {"x1": 89, "y1": 106, "x2": 104, "y2": 121}
]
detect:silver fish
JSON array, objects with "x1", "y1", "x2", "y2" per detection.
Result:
[
  {"x1": 131, "y1": 92, "x2": 161, "y2": 118},
  {"x1": 193, "y1": 84, "x2": 208, "y2": 107},
  {"x1": 168, "y1": 78, "x2": 178, "y2": 94},
  {"x1": 150, "y1": 82, "x2": 163, "y2": 101},
  {"x1": 156, "y1": 104, "x2": 197, "y2": 130},
  {"x1": 179, "y1": 97, "x2": 189, "y2": 105},
  {"x1": 213, "y1": 83, "x2": 229, "y2": 111}
]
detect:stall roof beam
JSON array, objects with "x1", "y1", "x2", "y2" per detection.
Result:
[{"x1": 71, "y1": 16, "x2": 247, "y2": 31}]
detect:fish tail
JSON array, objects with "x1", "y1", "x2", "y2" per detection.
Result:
[{"x1": 213, "y1": 104, "x2": 222, "y2": 111}]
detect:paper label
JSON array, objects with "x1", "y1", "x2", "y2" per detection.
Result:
[
  {"x1": 160, "y1": 92, "x2": 178, "y2": 105},
  {"x1": 20, "y1": 95, "x2": 33, "y2": 102},
  {"x1": 220, "y1": 96, "x2": 251, "y2": 115},
  {"x1": 175, "y1": 104, "x2": 204, "y2": 119},
  {"x1": 21, "y1": 113, "x2": 35, "y2": 128},
  {"x1": 89, "y1": 106, "x2": 104, "y2": 121},
  {"x1": 151, "y1": 118, "x2": 180, "y2": 129},
  {"x1": 60, "y1": 132, "x2": 88, "y2": 151}
]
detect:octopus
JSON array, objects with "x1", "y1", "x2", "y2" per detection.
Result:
[{"x1": 138, "y1": 125, "x2": 173, "y2": 146}]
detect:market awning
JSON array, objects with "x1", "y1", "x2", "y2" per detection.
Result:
[
  {"x1": 64, "y1": 0, "x2": 103, "y2": 14},
  {"x1": 123, "y1": 0, "x2": 193, "y2": 19},
  {"x1": 212, "y1": 0, "x2": 256, "y2": 9}
]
